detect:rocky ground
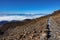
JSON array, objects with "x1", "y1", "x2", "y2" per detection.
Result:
[{"x1": 0, "y1": 10, "x2": 60, "y2": 40}]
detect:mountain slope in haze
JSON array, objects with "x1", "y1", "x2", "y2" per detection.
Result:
[{"x1": 0, "y1": 10, "x2": 60, "y2": 40}]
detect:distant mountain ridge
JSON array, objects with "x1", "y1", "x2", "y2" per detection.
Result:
[
  {"x1": 0, "y1": 13, "x2": 49, "y2": 16},
  {"x1": 0, "y1": 21, "x2": 9, "y2": 25}
]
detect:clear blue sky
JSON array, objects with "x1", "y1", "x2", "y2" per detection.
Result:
[{"x1": 0, "y1": 0, "x2": 60, "y2": 14}]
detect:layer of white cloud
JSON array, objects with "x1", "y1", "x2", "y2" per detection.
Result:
[{"x1": 0, "y1": 15, "x2": 44, "y2": 21}]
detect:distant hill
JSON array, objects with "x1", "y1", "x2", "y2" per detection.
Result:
[{"x1": 0, "y1": 21, "x2": 8, "y2": 25}]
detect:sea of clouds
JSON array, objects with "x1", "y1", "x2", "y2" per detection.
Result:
[
  {"x1": 0, "y1": 11, "x2": 51, "y2": 21},
  {"x1": 0, "y1": 15, "x2": 44, "y2": 21}
]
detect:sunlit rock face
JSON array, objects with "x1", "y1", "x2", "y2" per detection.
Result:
[{"x1": 0, "y1": 10, "x2": 60, "y2": 40}]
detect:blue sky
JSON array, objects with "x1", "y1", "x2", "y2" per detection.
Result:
[{"x1": 0, "y1": 0, "x2": 60, "y2": 15}]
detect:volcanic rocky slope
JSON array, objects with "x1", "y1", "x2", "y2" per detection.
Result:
[
  {"x1": 0, "y1": 10, "x2": 60, "y2": 40},
  {"x1": 48, "y1": 10, "x2": 60, "y2": 40}
]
